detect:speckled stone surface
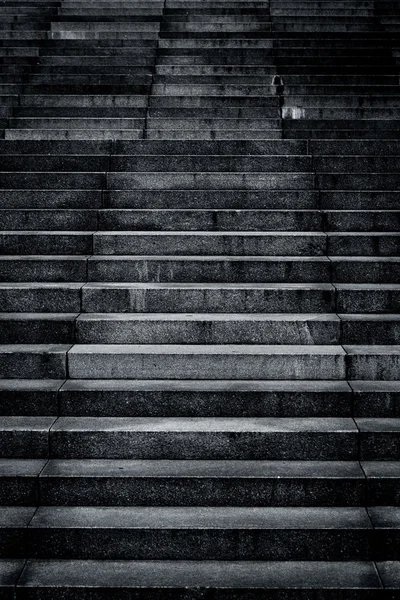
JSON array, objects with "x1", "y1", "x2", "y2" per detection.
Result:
[{"x1": 0, "y1": 0, "x2": 400, "y2": 593}]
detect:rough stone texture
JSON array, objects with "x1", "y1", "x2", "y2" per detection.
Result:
[{"x1": 0, "y1": 0, "x2": 399, "y2": 594}]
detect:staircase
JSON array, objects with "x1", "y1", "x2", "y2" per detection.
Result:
[{"x1": 1, "y1": 0, "x2": 400, "y2": 596}]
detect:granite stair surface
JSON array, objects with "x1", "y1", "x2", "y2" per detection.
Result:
[{"x1": 0, "y1": 0, "x2": 400, "y2": 597}]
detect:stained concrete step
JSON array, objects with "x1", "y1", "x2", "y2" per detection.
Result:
[
  {"x1": 86, "y1": 255, "x2": 400, "y2": 284},
  {"x1": 67, "y1": 344, "x2": 348, "y2": 380},
  {"x1": 0, "y1": 506, "x2": 374, "y2": 560},
  {"x1": 87, "y1": 255, "x2": 332, "y2": 283},
  {"x1": 4, "y1": 311, "x2": 397, "y2": 345},
  {"x1": 6, "y1": 560, "x2": 384, "y2": 598},
  {"x1": 74, "y1": 313, "x2": 400, "y2": 345},
  {"x1": 74, "y1": 313, "x2": 340, "y2": 345},
  {"x1": 0, "y1": 281, "x2": 335, "y2": 315},
  {"x1": 0, "y1": 344, "x2": 70, "y2": 379},
  {"x1": 67, "y1": 344, "x2": 400, "y2": 380},
  {"x1": 48, "y1": 416, "x2": 357, "y2": 459},
  {"x1": 81, "y1": 282, "x2": 337, "y2": 313},
  {"x1": 79, "y1": 282, "x2": 400, "y2": 313},
  {"x1": 345, "y1": 346, "x2": 400, "y2": 381}
]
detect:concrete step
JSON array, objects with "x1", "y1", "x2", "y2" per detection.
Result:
[
  {"x1": 0, "y1": 154, "x2": 310, "y2": 172},
  {"x1": 0, "y1": 459, "x2": 46, "y2": 505},
  {"x1": 86, "y1": 255, "x2": 400, "y2": 284},
  {"x1": 92, "y1": 232, "x2": 326, "y2": 256},
  {"x1": 87, "y1": 255, "x2": 332, "y2": 283},
  {"x1": 67, "y1": 344, "x2": 348, "y2": 380},
  {"x1": 0, "y1": 379, "x2": 62, "y2": 416},
  {"x1": 0, "y1": 344, "x2": 70, "y2": 379},
  {"x1": 49, "y1": 416, "x2": 356, "y2": 458},
  {"x1": 324, "y1": 211, "x2": 400, "y2": 232},
  {"x1": 33, "y1": 459, "x2": 366, "y2": 507},
  {"x1": 0, "y1": 0, "x2": 398, "y2": 585},
  {"x1": 0, "y1": 378, "x2": 353, "y2": 417},
  {"x1": 71, "y1": 313, "x2": 400, "y2": 346},
  {"x1": 105, "y1": 172, "x2": 313, "y2": 190},
  {"x1": 0, "y1": 313, "x2": 77, "y2": 343},
  {"x1": 0, "y1": 418, "x2": 55, "y2": 458},
  {"x1": 321, "y1": 191, "x2": 400, "y2": 210},
  {"x1": 0, "y1": 505, "x2": 375, "y2": 560},
  {"x1": 0, "y1": 139, "x2": 306, "y2": 154},
  {"x1": 0, "y1": 189, "x2": 102, "y2": 209},
  {"x1": 0, "y1": 256, "x2": 88, "y2": 282},
  {"x1": 6, "y1": 560, "x2": 384, "y2": 598},
  {"x1": 73, "y1": 313, "x2": 340, "y2": 345},
  {"x1": 0, "y1": 231, "x2": 93, "y2": 255},
  {"x1": 142, "y1": 129, "x2": 283, "y2": 140},
  {"x1": 81, "y1": 282, "x2": 337, "y2": 313},
  {"x1": 0, "y1": 209, "x2": 98, "y2": 230},
  {"x1": 4, "y1": 129, "x2": 144, "y2": 140},
  {"x1": 3, "y1": 379, "x2": 400, "y2": 418},
  {"x1": 0, "y1": 209, "x2": 325, "y2": 231},
  {"x1": 8, "y1": 117, "x2": 145, "y2": 129}
]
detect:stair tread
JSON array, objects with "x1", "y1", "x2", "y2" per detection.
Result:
[
  {"x1": 25, "y1": 505, "x2": 372, "y2": 529},
  {"x1": 50, "y1": 416, "x2": 357, "y2": 431},
  {"x1": 39, "y1": 458, "x2": 365, "y2": 478},
  {"x1": 15, "y1": 559, "x2": 382, "y2": 590}
]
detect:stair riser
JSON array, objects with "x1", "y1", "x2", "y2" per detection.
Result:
[
  {"x1": 49, "y1": 431, "x2": 356, "y2": 460},
  {"x1": 35, "y1": 478, "x2": 366, "y2": 507},
  {"x1": 2, "y1": 387, "x2": 354, "y2": 417},
  {"x1": 67, "y1": 352, "x2": 347, "y2": 380},
  {"x1": 87, "y1": 259, "x2": 331, "y2": 284},
  {"x1": 74, "y1": 319, "x2": 341, "y2": 345},
  {"x1": 1, "y1": 529, "x2": 372, "y2": 561}
]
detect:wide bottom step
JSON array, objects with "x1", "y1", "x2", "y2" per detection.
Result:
[{"x1": 8, "y1": 559, "x2": 385, "y2": 598}]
